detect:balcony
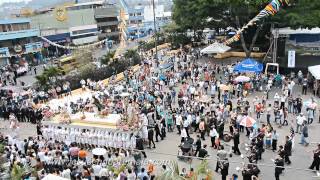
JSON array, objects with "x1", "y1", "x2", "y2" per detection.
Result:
[
  {"x1": 97, "y1": 21, "x2": 119, "y2": 27},
  {"x1": 0, "y1": 29, "x2": 40, "y2": 41},
  {"x1": 94, "y1": 7, "x2": 118, "y2": 19},
  {"x1": 100, "y1": 31, "x2": 119, "y2": 38},
  {"x1": 129, "y1": 16, "x2": 144, "y2": 21}
]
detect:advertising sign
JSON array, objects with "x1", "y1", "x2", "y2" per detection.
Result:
[
  {"x1": 0, "y1": 47, "x2": 10, "y2": 58},
  {"x1": 288, "y1": 50, "x2": 295, "y2": 68},
  {"x1": 25, "y1": 42, "x2": 43, "y2": 53}
]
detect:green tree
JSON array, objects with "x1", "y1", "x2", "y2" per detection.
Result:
[
  {"x1": 11, "y1": 164, "x2": 26, "y2": 180},
  {"x1": 35, "y1": 67, "x2": 62, "y2": 90},
  {"x1": 272, "y1": 0, "x2": 320, "y2": 28},
  {"x1": 100, "y1": 51, "x2": 115, "y2": 65},
  {"x1": 124, "y1": 49, "x2": 141, "y2": 65}
]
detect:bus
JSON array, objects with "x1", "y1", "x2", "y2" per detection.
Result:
[
  {"x1": 70, "y1": 24, "x2": 99, "y2": 45},
  {"x1": 55, "y1": 55, "x2": 79, "y2": 74}
]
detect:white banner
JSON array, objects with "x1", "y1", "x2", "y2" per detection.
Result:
[{"x1": 288, "y1": 50, "x2": 296, "y2": 68}]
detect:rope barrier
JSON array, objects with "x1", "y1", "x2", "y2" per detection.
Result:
[{"x1": 40, "y1": 36, "x2": 107, "y2": 50}]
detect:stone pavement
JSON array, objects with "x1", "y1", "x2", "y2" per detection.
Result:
[{"x1": 2, "y1": 56, "x2": 320, "y2": 180}]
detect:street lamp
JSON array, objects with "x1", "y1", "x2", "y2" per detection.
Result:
[{"x1": 152, "y1": 0, "x2": 158, "y2": 65}]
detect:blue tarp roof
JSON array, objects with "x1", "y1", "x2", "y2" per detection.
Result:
[
  {"x1": 234, "y1": 58, "x2": 263, "y2": 73},
  {"x1": 44, "y1": 33, "x2": 70, "y2": 43}
]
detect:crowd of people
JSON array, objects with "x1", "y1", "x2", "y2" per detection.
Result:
[{"x1": 0, "y1": 45, "x2": 320, "y2": 180}]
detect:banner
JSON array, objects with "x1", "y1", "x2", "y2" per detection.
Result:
[
  {"x1": 0, "y1": 47, "x2": 10, "y2": 58},
  {"x1": 25, "y1": 42, "x2": 43, "y2": 53},
  {"x1": 288, "y1": 50, "x2": 295, "y2": 68},
  {"x1": 224, "y1": 0, "x2": 290, "y2": 45}
]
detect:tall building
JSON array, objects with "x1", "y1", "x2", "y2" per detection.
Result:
[
  {"x1": 119, "y1": 0, "x2": 172, "y2": 40},
  {"x1": 94, "y1": 5, "x2": 119, "y2": 41},
  {"x1": 0, "y1": 18, "x2": 41, "y2": 66},
  {"x1": 19, "y1": 1, "x2": 120, "y2": 56}
]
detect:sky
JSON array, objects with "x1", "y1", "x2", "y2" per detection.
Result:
[{"x1": 0, "y1": 0, "x2": 32, "y2": 6}]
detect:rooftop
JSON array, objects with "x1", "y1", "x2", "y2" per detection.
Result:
[
  {"x1": 65, "y1": 1, "x2": 105, "y2": 8},
  {"x1": 274, "y1": 28, "x2": 320, "y2": 35},
  {"x1": 0, "y1": 18, "x2": 30, "y2": 25}
]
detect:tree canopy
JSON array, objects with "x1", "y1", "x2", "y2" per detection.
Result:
[{"x1": 173, "y1": 0, "x2": 320, "y2": 32}]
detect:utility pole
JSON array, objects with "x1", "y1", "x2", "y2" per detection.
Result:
[
  {"x1": 152, "y1": 0, "x2": 158, "y2": 64},
  {"x1": 272, "y1": 26, "x2": 279, "y2": 63}
]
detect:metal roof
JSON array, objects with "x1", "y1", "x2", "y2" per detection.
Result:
[{"x1": 0, "y1": 18, "x2": 30, "y2": 25}]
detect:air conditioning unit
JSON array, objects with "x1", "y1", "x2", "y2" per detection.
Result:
[{"x1": 252, "y1": 47, "x2": 259, "y2": 52}]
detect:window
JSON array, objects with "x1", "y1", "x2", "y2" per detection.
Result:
[
  {"x1": 72, "y1": 28, "x2": 98, "y2": 36},
  {"x1": 72, "y1": 33, "x2": 97, "y2": 39}
]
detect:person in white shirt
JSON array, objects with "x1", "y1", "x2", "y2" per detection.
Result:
[
  {"x1": 180, "y1": 128, "x2": 188, "y2": 143},
  {"x1": 127, "y1": 168, "x2": 136, "y2": 180},
  {"x1": 61, "y1": 166, "x2": 71, "y2": 179},
  {"x1": 92, "y1": 162, "x2": 102, "y2": 179},
  {"x1": 38, "y1": 150, "x2": 46, "y2": 162},
  {"x1": 209, "y1": 126, "x2": 218, "y2": 148},
  {"x1": 176, "y1": 114, "x2": 183, "y2": 134},
  {"x1": 99, "y1": 165, "x2": 109, "y2": 179},
  {"x1": 296, "y1": 113, "x2": 306, "y2": 133},
  {"x1": 183, "y1": 119, "x2": 190, "y2": 138}
]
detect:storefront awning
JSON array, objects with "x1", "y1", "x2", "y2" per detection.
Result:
[
  {"x1": 44, "y1": 33, "x2": 70, "y2": 43},
  {"x1": 308, "y1": 65, "x2": 320, "y2": 80}
]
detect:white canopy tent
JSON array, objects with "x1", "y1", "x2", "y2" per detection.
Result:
[
  {"x1": 308, "y1": 65, "x2": 320, "y2": 80},
  {"x1": 200, "y1": 42, "x2": 231, "y2": 54}
]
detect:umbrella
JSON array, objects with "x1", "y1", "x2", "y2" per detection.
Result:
[
  {"x1": 240, "y1": 116, "x2": 256, "y2": 127},
  {"x1": 197, "y1": 95, "x2": 211, "y2": 103},
  {"x1": 114, "y1": 85, "x2": 124, "y2": 92},
  {"x1": 120, "y1": 92, "x2": 130, "y2": 97},
  {"x1": 219, "y1": 84, "x2": 230, "y2": 91},
  {"x1": 92, "y1": 148, "x2": 107, "y2": 156},
  {"x1": 200, "y1": 42, "x2": 231, "y2": 54},
  {"x1": 304, "y1": 100, "x2": 317, "y2": 109},
  {"x1": 234, "y1": 76, "x2": 250, "y2": 82}
]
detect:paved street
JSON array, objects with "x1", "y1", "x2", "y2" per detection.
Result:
[{"x1": 2, "y1": 56, "x2": 320, "y2": 180}]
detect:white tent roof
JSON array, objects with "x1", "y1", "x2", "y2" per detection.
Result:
[
  {"x1": 273, "y1": 28, "x2": 320, "y2": 35},
  {"x1": 200, "y1": 42, "x2": 231, "y2": 54},
  {"x1": 308, "y1": 65, "x2": 320, "y2": 80},
  {"x1": 42, "y1": 174, "x2": 69, "y2": 180}
]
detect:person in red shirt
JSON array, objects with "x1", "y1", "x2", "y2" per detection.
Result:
[{"x1": 256, "y1": 102, "x2": 262, "y2": 120}]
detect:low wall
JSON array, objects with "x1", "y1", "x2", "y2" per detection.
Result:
[{"x1": 214, "y1": 52, "x2": 266, "y2": 59}]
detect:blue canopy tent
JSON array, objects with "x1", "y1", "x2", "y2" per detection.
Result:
[{"x1": 234, "y1": 58, "x2": 263, "y2": 73}]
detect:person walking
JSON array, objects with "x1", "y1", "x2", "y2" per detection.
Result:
[
  {"x1": 148, "y1": 128, "x2": 156, "y2": 148},
  {"x1": 307, "y1": 108, "x2": 314, "y2": 124},
  {"x1": 136, "y1": 136, "x2": 147, "y2": 158},
  {"x1": 302, "y1": 78, "x2": 308, "y2": 95},
  {"x1": 309, "y1": 144, "x2": 320, "y2": 172},
  {"x1": 300, "y1": 122, "x2": 309, "y2": 146},
  {"x1": 209, "y1": 126, "x2": 218, "y2": 148},
  {"x1": 233, "y1": 129, "x2": 241, "y2": 155},
  {"x1": 199, "y1": 119, "x2": 206, "y2": 140},
  {"x1": 274, "y1": 155, "x2": 285, "y2": 180},
  {"x1": 282, "y1": 108, "x2": 289, "y2": 126},
  {"x1": 296, "y1": 113, "x2": 305, "y2": 133},
  {"x1": 284, "y1": 136, "x2": 292, "y2": 164},
  {"x1": 154, "y1": 123, "x2": 162, "y2": 142},
  {"x1": 176, "y1": 113, "x2": 183, "y2": 134},
  {"x1": 272, "y1": 130, "x2": 279, "y2": 152},
  {"x1": 194, "y1": 135, "x2": 202, "y2": 156}
]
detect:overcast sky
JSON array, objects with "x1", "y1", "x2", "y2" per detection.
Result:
[{"x1": 0, "y1": 0, "x2": 32, "y2": 6}]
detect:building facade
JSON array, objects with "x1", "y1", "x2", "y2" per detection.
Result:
[
  {"x1": 94, "y1": 6, "x2": 119, "y2": 41},
  {"x1": 0, "y1": 19, "x2": 41, "y2": 66}
]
